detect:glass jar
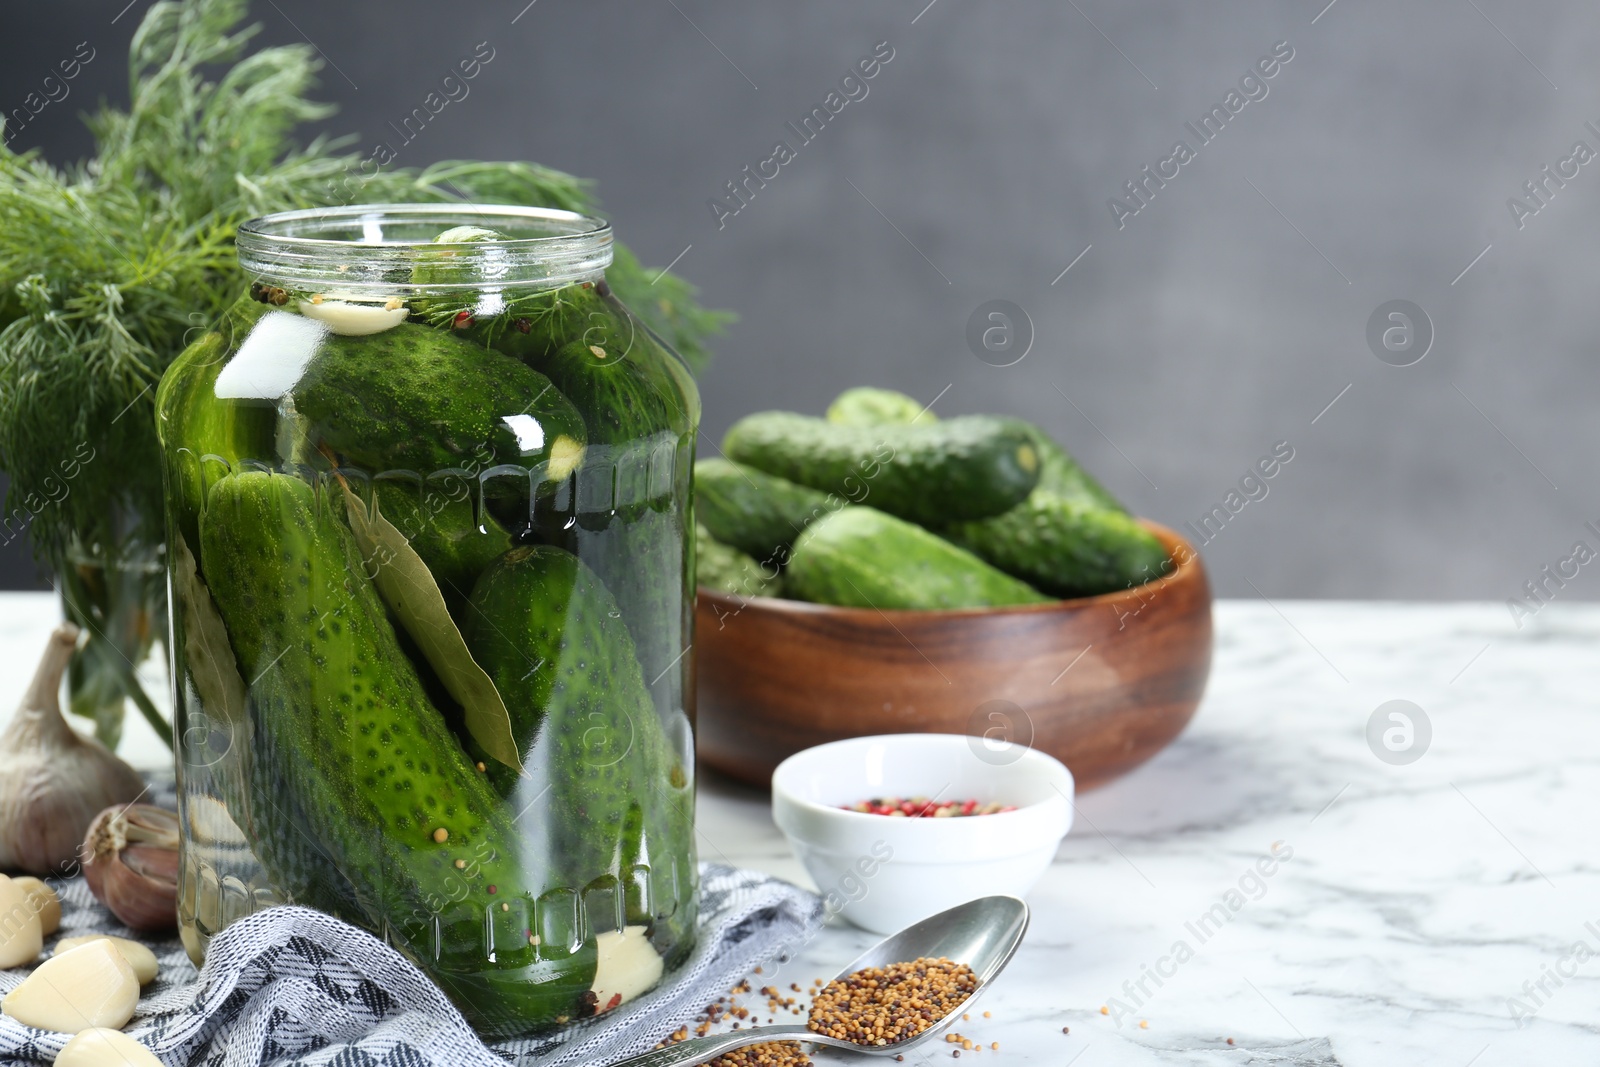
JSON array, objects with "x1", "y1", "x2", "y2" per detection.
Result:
[{"x1": 158, "y1": 205, "x2": 699, "y2": 1035}]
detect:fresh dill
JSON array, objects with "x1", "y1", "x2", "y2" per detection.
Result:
[{"x1": 0, "y1": 0, "x2": 730, "y2": 744}]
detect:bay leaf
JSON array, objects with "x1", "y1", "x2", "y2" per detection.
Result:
[
  {"x1": 341, "y1": 485, "x2": 522, "y2": 772},
  {"x1": 174, "y1": 534, "x2": 248, "y2": 728}
]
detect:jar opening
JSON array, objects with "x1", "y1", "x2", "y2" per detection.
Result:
[{"x1": 236, "y1": 203, "x2": 613, "y2": 296}]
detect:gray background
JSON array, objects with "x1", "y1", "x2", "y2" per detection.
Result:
[{"x1": 3, "y1": 0, "x2": 1595, "y2": 602}]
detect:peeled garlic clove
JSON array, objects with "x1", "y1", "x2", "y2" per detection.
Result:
[
  {"x1": 0, "y1": 626, "x2": 146, "y2": 875},
  {"x1": 55, "y1": 936, "x2": 158, "y2": 985},
  {"x1": 82, "y1": 805, "x2": 179, "y2": 932},
  {"x1": 1, "y1": 939, "x2": 137, "y2": 1032},
  {"x1": 11, "y1": 877, "x2": 60, "y2": 936},
  {"x1": 589, "y1": 925, "x2": 663, "y2": 1015},
  {"x1": 55, "y1": 1027, "x2": 163, "y2": 1067},
  {"x1": 0, "y1": 874, "x2": 43, "y2": 968}
]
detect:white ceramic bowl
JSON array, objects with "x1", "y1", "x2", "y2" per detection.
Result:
[{"x1": 771, "y1": 734, "x2": 1074, "y2": 934}]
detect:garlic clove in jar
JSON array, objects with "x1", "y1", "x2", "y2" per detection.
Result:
[
  {"x1": 11, "y1": 877, "x2": 60, "y2": 936},
  {"x1": 589, "y1": 926, "x2": 663, "y2": 1014},
  {"x1": 297, "y1": 296, "x2": 409, "y2": 336},
  {"x1": 0, "y1": 625, "x2": 146, "y2": 875},
  {"x1": 82, "y1": 805, "x2": 179, "y2": 933},
  {"x1": 55, "y1": 1027, "x2": 163, "y2": 1067},
  {"x1": 0, "y1": 875, "x2": 43, "y2": 968},
  {"x1": 1, "y1": 939, "x2": 138, "y2": 1032},
  {"x1": 55, "y1": 936, "x2": 159, "y2": 985}
]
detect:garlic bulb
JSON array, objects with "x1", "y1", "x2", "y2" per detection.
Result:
[
  {"x1": 0, "y1": 625, "x2": 145, "y2": 875},
  {"x1": 82, "y1": 804, "x2": 179, "y2": 932}
]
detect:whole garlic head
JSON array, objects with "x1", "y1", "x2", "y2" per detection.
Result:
[
  {"x1": 82, "y1": 805, "x2": 180, "y2": 933},
  {"x1": 0, "y1": 625, "x2": 146, "y2": 875}
]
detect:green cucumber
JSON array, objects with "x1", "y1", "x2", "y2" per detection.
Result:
[
  {"x1": 536, "y1": 337, "x2": 694, "y2": 454},
  {"x1": 694, "y1": 458, "x2": 833, "y2": 563},
  {"x1": 524, "y1": 336, "x2": 698, "y2": 698},
  {"x1": 462, "y1": 545, "x2": 697, "y2": 950},
  {"x1": 291, "y1": 323, "x2": 587, "y2": 486},
  {"x1": 696, "y1": 522, "x2": 781, "y2": 598},
  {"x1": 156, "y1": 297, "x2": 277, "y2": 551},
  {"x1": 994, "y1": 418, "x2": 1126, "y2": 513},
  {"x1": 825, "y1": 386, "x2": 937, "y2": 427},
  {"x1": 373, "y1": 480, "x2": 512, "y2": 609},
  {"x1": 786, "y1": 506, "x2": 1050, "y2": 610},
  {"x1": 820, "y1": 389, "x2": 1124, "y2": 513},
  {"x1": 815, "y1": 396, "x2": 1148, "y2": 590},
  {"x1": 199, "y1": 471, "x2": 595, "y2": 1034},
  {"x1": 944, "y1": 491, "x2": 1170, "y2": 598},
  {"x1": 723, "y1": 412, "x2": 1039, "y2": 526}
]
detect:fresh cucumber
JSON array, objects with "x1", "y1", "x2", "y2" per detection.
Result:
[
  {"x1": 944, "y1": 491, "x2": 1169, "y2": 598},
  {"x1": 696, "y1": 522, "x2": 781, "y2": 598},
  {"x1": 786, "y1": 506, "x2": 1050, "y2": 610},
  {"x1": 694, "y1": 458, "x2": 833, "y2": 563},
  {"x1": 291, "y1": 323, "x2": 587, "y2": 486},
  {"x1": 462, "y1": 545, "x2": 697, "y2": 953},
  {"x1": 723, "y1": 412, "x2": 1039, "y2": 526},
  {"x1": 994, "y1": 418, "x2": 1126, "y2": 513},
  {"x1": 820, "y1": 388, "x2": 1125, "y2": 513},
  {"x1": 825, "y1": 386, "x2": 937, "y2": 427},
  {"x1": 199, "y1": 471, "x2": 595, "y2": 1034}
]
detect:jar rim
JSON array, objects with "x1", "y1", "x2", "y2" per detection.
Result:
[{"x1": 236, "y1": 203, "x2": 614, "y2": 295}]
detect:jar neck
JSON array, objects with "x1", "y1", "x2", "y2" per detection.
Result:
[{"x1": 235, "y1": 204, "x2": 613, "y2": 297}]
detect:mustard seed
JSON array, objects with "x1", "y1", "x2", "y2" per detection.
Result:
[{"x1": 807, "y1": 956, "x2": 978, "y2": 1047}]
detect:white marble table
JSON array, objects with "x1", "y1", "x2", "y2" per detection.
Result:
[{"x1": 4, "y1": 595, "x2": 1595, "y2": 1065}]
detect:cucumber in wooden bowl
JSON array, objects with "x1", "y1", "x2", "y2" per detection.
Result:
[
  {"x1": 694, "y1": 458, "x2": 833, "y2": 564},
  {"x1": 722, "y1": 411, "x2": 1039, "y2": 526},
  {"x1": 786, "y1": 506, "x2": 1050, "y2": 610},
  {"x1": 816, "y1": 387, "x2": 1167, "y2": 597},
  {"x1": 696, "y1": 522, "x2": 782, "y2": 598}
]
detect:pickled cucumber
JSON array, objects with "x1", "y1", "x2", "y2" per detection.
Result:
[
  {"x1": 199, "y1": 470, "x2": 595, "y2": 1034},
  {"x1": 373, "y1": 480, "x2": 512, "y2": 610},
  {"x1": 461, "y1": 545, "x2": 696, "y2": 950},
  {"x1": 291, "y1": 323, "x2": 587, "y2": 485}
]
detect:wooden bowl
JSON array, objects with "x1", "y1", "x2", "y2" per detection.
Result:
[{"x1": 694, "y1": 521, "x2": 1211, "y2": 792}]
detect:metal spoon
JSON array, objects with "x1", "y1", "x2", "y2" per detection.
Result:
[{"x1": 610, "y1": 895, "x2": 1029, "y2": 1067}]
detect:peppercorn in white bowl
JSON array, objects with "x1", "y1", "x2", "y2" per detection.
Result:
[{"x1": 771, "y1": 733, "x2": 1073, "y2": 933}]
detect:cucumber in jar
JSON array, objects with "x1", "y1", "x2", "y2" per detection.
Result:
[
  {"x1": 156, "y1": 296, "x2": 278, "y2": 551},
  {"x1": 372, "y1": 479, "x2": 512, "y2": 611},
  {"x1": 526, "y1": 335, "x2": 698, "y2": 705},
  {"x1": 461, "y1": 544, "x2": 697, "y2": 956},
  {"x1": 291, "y1": 323, "x2": 588, "y2": 487},
  {"x1": 199, "y1": 470, "x2": 598, "y2": 1034}
]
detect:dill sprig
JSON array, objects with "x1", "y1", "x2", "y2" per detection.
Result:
[{"x1": 0, "y1": 0, "x2": 731, "y2": 574}]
